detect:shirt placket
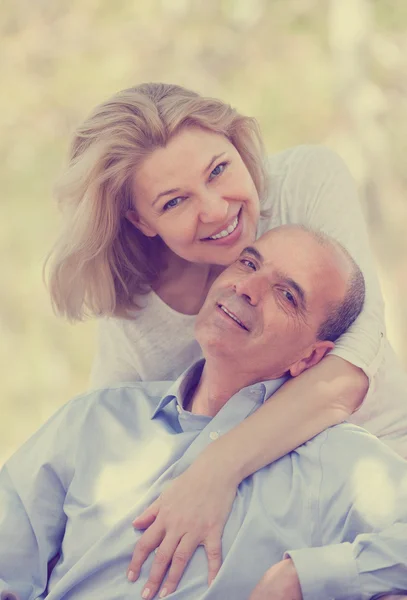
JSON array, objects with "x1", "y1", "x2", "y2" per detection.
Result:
[{"x1": 171, "y1": 387, "x2": 263, "y2": 479}]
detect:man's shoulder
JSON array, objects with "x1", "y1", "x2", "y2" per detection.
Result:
[
  {"x1": 64, "y1": 380, "x2": 174, "y2": 420},
  {"x1": 298, "y1": 422, "x2": 405, "y2": 469}
]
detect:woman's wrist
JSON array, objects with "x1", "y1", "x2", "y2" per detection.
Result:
[{"x1": 194, "y1": 438, "x2": 243, "y2": 487}]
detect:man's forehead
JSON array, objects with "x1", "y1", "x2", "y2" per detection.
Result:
[
  {"x1": 254, "y1": 228, "x2": 326, "y2": 267},
  {"x1": 249, "y1": 229, "x2": 309, "y2": 265},
  {"x1": 251, "y1": 228, "x2": 346, "y2": 303},
  {"x1": 255, "y1": 226, "x2": 305, "y2": 250}
]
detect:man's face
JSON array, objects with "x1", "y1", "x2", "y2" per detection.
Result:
[{"x1": 195, "y1": 227, "x2": 350, "y2": 380}]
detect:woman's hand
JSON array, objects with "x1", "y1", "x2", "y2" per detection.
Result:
[{"x1": 127, "y1": 459, "x2": 239, "y2": 599}]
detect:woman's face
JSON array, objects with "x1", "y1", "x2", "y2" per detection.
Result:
[{"x1": 128, "y1": 126, "x2": 261, "y2": 266}]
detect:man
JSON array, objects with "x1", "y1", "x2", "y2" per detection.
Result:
[{"x1": 1, "y1": 226, "x2": 406, "y2": 600}]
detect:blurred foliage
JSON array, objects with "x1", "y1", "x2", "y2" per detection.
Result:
[{"x1": 1, "y1": 0, "x2": 406, "y2": 464}]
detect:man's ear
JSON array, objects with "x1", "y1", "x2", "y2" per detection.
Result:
[
  {"x1": 288, "y1": 340, "x2": 334, "y2": 378},
  {"x1": 125, "y1": 210, "x2": 157, "y2": 238}
]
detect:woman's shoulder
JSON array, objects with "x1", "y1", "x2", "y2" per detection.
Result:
[
  {"x1": 91, "y1": 292, "x2": 201, "y2": 385},
  {"x1": 266, "y1": 144, "x2": 344, "y2": 180},
  {"x1": 98, "y1": 291, "x2": 196, "y2": 337},
  {"x1": 260, "y1": 144, "x2": 351, "y2": 226}
]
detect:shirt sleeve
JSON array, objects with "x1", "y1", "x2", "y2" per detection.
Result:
[
  {"x1": 284, "y1": 145, "x2": 386, "y2": 391},
  {"x1": 0, "y1": 400, "x2": 82, "y2": 599},
  {"x1": 285, "y1": 425, "x2": 407, "y2": 599},
  {"x1": 88, "y1": 317, "x2": 142, "y2": 389}
]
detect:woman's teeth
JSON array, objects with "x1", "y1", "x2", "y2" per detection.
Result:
[{"x1": 208, "y1": 215, "x2": 239, "y2": 240}]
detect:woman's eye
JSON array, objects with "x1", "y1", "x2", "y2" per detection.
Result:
[
  {"x1": 163, "y1": 197, "x2": 182, "y2": 211},
  {"x1": 283, "y1": 290, "x2": 296, "y2": 306},
  {"x1": 240, "y1": 259, "x2": 257, "y2": 271},
  {"x1": 209, "y1": 162, "x2": 227, "y2": 180}
]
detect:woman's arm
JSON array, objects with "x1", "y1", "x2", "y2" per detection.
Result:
[
  {"x1": 128, "y1": 356, "x2": 368, "y2": 599},
  {"x1": 288, "y1": 145, "x2": 386, "y2": 386},
  {"x1": 200, "y1": 355, "x2": 368, "y2": 481}
]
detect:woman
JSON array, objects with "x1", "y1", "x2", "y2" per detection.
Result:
[{"x1": 46, "y1": 83, "x2": 407, "y2": 598}]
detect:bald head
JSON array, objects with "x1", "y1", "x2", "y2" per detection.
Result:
[{"x1": 196, "y1": 224, "x2": 365, "y2": 382}]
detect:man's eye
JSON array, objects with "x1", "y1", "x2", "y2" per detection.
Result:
[
  {"x1": 209, "y1": 162, "x2": 228, "y2": 180},
  {"x1": 163, "y1": 197, "x2": 183, "y2": 211},
  {"x1": 239, "y1": 259, "x2": 257, "y2": 271},
  {"x1": 283, "y1": 290, "x2": 296, "y2": 306}
]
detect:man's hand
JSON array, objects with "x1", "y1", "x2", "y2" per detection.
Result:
[{"x1": 249, "y1": 558, "x2": 302, "y2": 600}]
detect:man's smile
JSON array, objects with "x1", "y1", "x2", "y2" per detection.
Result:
[{"x1": 216, "y1": 303, "x2": 249, "y2": 331}]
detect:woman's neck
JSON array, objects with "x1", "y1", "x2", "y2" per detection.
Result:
[{"x1": 153, "y1": 249, "x2": 223, "y2": 315}]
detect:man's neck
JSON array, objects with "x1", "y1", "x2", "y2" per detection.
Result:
[{"x1": 186, "y1": 358, "x2": 278, "y2": 417}]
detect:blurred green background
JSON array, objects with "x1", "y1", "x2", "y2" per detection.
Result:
[{"x1": 1, "y1": 0, "x2": 407, "y2": 465}]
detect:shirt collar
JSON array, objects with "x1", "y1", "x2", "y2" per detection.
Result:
[
  {"x1": 263, "y1": 377, "x2": 288, "y2": 401},
  {"x1": 152, "y1": 360, "x2": 288, "y2": 419},
  {"x1": 151, "y1": 359, "x2": 205, "y2": 419}
]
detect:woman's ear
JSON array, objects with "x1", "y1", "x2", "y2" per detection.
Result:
[{"x1": 125, "y1": 210, "x2": 157, "y2": 238}]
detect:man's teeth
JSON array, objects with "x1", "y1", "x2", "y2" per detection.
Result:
[
  {"x1": 220, "y1": 305, "x2": 245, "y2": 328},
  {"x1": 208, "y1": 215, "x2": 239, "y2": 240}
]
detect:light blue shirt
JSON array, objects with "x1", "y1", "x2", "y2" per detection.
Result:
[{"x1": 1, "y1": 360, "x2": 407, "y2": 599}]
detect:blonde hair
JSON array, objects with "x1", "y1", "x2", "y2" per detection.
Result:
[{"x1": 46, "y1": 83, "x2": 268, "y2": 320}]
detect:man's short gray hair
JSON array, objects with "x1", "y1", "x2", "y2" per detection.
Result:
[
  {"x1": 317, "y1": 266, "x2": 365, "y2": 342},
  {"x1": 302, "y1": 227, "x2": 366, "y2": 343}
]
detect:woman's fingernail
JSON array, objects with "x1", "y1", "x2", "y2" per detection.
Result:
[
  {"x1": 142, "y1": 588, "x2": 150, "y2": 599},
  {"x1": 127, "y1": 570, "x2": 136, "y2": 582},
  {"x1": 159, "y1": 588, "x2": 168, "y2": 598}
]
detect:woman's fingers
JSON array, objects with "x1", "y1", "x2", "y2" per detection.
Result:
[
  {"x1": 140, "y1": 534, "x2": 188, "y2": 599},
  {"x1": 133, "y1": 498, "x2": 160, "y2": 529},
  {"x1": 204, "y1": 533, "x2": 222, "y2": 585},
  {"x1": 127, "y1": 523, "x2": 165, "y2": 583},
  {"x1": 140, "y1": 533, "x2": 223, "y2": 598},
  {"x1": 157, "y1": 534, "x2": 201, "y2": 597},
  {"x1": 128, "y1": 466, "x2": 236, "y2": 595}
]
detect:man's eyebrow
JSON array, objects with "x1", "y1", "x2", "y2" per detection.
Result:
[
  {"x1": 240, "y1": 246, "x2": 264, "y2": 263},
  {"x1": 241, "y1": 248, "x2": 307, "y2": 309},
  {"x1": 281, "y1": 275, "x2": 307, "y2": 309},
  {"x1": 152, "y1": 153, "x2": 226, "y2": 206}
]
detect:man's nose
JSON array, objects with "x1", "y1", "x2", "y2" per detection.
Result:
[
  {"x1": 234, "y1": 274, "x2": 267, "y2": 306},
  {"x1": 198, "y1": 191, "x2": 229, "y2": 224}
]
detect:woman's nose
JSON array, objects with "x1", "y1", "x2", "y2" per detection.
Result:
[{"x1": 199, "y1": 191, "x2": 229, "y2": 224}]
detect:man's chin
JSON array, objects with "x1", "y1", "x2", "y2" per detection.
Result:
[{"x1": 197, "y1": 334, "x2": 237, "y2": 359}]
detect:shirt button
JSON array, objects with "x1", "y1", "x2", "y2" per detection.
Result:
[{"x1": 209, "y1": 431, "x2": 219, "y2": 441}]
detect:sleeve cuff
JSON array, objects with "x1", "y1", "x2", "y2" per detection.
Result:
[{"x1": 284, "y1": 542, "x2": 361, "y2": 600}]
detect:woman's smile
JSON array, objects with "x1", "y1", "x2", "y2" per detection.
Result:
[
  {"x1": 200, "y1": 206, "x2": 243, "y2": 245},
  {"x1": 130, "y1": 127, "x2": 260, "y2": 266}
]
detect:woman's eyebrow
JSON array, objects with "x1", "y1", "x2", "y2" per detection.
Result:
[
  {"x1": 152, "y1": 153, "x2": 227, "y2": 206},
  {"x1": 205, "y1": 152, "x2": 226, "y2": 173},
  {"x1": 152, "y1": 187, "x2": 181, "y2": 206}
]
